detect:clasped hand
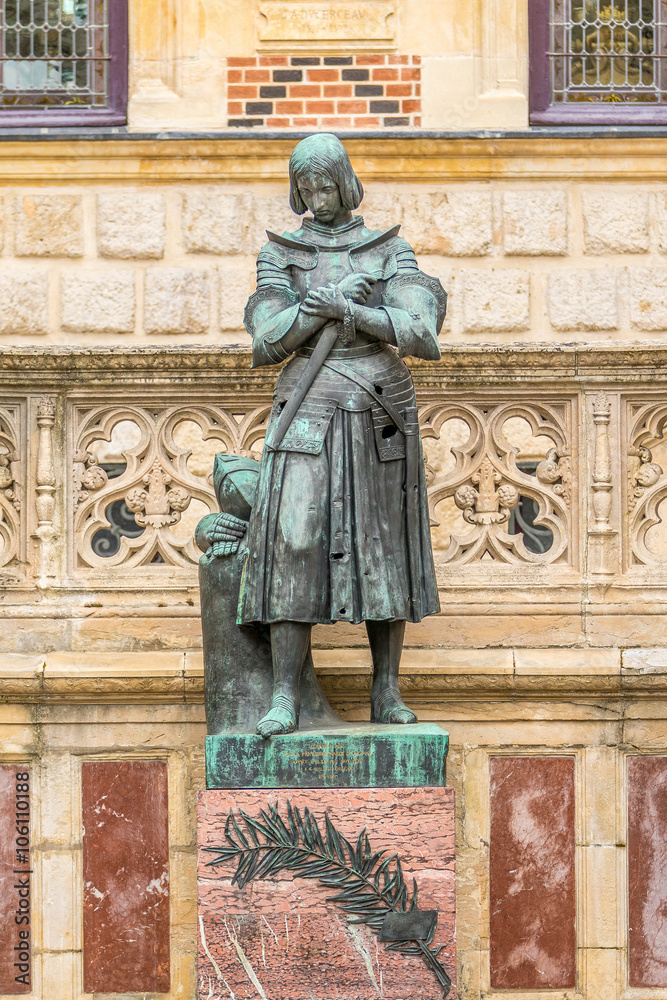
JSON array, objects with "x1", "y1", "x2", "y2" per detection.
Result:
[
  {"x1": 301, "y1": 272, "x2": 375, "y2": 321},
  {"x1": 206, "y1": 512, "x2": 247, "y2": 558}
]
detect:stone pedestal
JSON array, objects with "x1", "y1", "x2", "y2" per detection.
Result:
[
  {"x1": 197, "y1": 724, "x2": 456, "y2": 999},
  {"x1": 205, "y1": 723, "x2": 449, "y2": 788},
  {"x1": 197, "y1": 787, "x2": 456, "y2": 1000}
]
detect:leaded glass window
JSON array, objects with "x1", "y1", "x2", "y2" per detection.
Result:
[
  {"x1": 0, "y1": 0, "x2": 127, "y2": 124},
  {"x1": 530, "y1": 0, "x2": 667, "y2": 122}
]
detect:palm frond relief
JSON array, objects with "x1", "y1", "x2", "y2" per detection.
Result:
[{"x1": 203, "y1": 800, "x2": 452, "y2": 997}]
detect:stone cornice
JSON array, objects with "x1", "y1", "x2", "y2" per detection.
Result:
[
  {"x1": 1, "y1": 344, "x2": 667, "y2": 387},
  {"x1": 2, "y1": 136, "x2": 667, "y2": 183},
  {"x1": 0, "y1": 649, "x2": 665, "y2": 705}
]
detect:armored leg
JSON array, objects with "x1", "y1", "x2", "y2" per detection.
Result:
[
  {"x1": 367, "y1": 619, "x2": 418, "y2": 725},
  {"x1": 256, "y1": 621, "x2": 312, "y2": 738}
]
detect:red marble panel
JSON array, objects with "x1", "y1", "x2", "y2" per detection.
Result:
[
  {"x1": 0, "y1": 765, "x2": 31, "y2": 994},
  {"x1": 82, "y1": 760, "x2": 170, "y2": 993},
  {"x1": 628, "y1": 755, "x2": 667, "y2": 987},
  {"x1": 489, "y1": 756, "x2": 576, "y2": 989},
  {"x1": 198, "y1": 787, "x2": 456, "y2": 1000}
]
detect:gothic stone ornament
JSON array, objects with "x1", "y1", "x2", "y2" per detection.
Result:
[
  {"x1": 589, "y1": 393, "x2": 617, "y2": 577},
  {"x1": 0, "y1": 404, "x2": 22, "y2": 575},
  {"x1": 536, "y1": 447, "x2": 572, "y2": 505},
  {"x1": 421, "y1": 398, "x2": 574, "y2": 567},
  {"x1": 213, "y1": 132, "x2": 446, "y2": 739},
  {"x1": 629, "y1": 445, "x2": 662, "y2": 511},
  {"x1": 626, "y1": 399, "x2": 667, "y2": 568},
  {"x1": 34, "y1": 396, "x2": 57, "y2": 588},
  {"x1": 125, "y1": 458, "x2": 191, "y2": 529},
  {"x1": 454, "y1": 457, "x2": 519, "y2": 526},
  {"x1": 72, "y1": 401, "x2": 269, "y2": 573},
  {"x1": 73, "y1": 449, "x2": 108, "y2": 509}
]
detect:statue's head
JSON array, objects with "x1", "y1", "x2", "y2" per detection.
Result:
[{"x1": 288, "y1": 133, "x2": 363, "y2": 219}]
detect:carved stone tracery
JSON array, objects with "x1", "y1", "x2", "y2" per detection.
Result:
[
  {"x1": 421, "y1": 399, "x2": 575, "y2": 566},
  {"x1": 71, "y1": 401, "x2": 270, "y2": 573},
  {"x1": 626, "y1": 400, "x2": 667, "y2": 568},
  {"x1": 0, "y1": 404, "x2": 22, "y2": 574}
]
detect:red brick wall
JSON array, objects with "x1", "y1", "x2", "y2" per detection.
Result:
[{"x1": 227, "y1": 54, "x2": 421, "y2": 129}]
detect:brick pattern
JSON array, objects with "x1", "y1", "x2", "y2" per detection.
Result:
[{"x1": 227, "y1": 54, "x2": 421, "y2": 129}]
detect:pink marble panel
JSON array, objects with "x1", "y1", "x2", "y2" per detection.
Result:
[
  {"x1": 0, "y1": 765, "x2": 31, "y2": 994},
  {"x1": 82, "y1": 760, "x2": 170, "y2": 993},
  {"x1": 198, "y1": 786, "x2": 456, "y2": 1000},
  {"x1": 489, "y1": 756, "x2": 576, "y2": 989},
  {"x1": 628, "y1": 755, "x2": 667, "y2": 987}
]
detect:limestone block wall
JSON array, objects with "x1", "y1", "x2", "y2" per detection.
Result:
[{"x1": 3, "y1": 138, "x2": 667, "y2": 347}]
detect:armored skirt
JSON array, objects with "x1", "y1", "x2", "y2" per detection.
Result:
[{"x1": 238, "y1": 344, "x2": 440, "y2": 626}]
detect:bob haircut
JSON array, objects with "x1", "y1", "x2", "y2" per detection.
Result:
[{"x1": 288, "y1": 133, "x2": 364, "y2": 215}]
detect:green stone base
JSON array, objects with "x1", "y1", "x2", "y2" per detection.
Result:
[{"x1": 205, "y1": 723, "x2": 449, "y2": 789}]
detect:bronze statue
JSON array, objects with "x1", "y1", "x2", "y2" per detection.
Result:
[{"x1": 197, "y1": 133, "x2": 446, "y2": 739}]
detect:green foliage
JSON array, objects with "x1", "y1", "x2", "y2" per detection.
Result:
[{"x1": 204, "y1": 800, "x2": 451, "y2": 997}]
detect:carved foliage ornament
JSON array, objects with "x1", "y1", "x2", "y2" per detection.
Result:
[
  {"x1": 454, "y1": 457, "x2": 519, "y2": 526},
  {"x1": 0, "y1": 405, "x2": 21, "y2": 572},
  {"x1": 72, "y1": 402, "x2": 270, "y2": 571},
  {"x1": 204, "y1": 801, "x2": 451, "y2": 997},
  {"x1": 626, "y1": 400, "x2": 667, "y2": 567},
  {"x1": 421, "y1": 400, "x2": 574, "y2": 566},
  {"x1": 73, "y1": 449, "x2": 108, "y2": 508},
  {"x1": 125, "y1": 459, "x2": 191, "y2": 529}
]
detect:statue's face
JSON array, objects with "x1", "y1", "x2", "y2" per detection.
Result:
[{"x1": 296, "y1": 172, "x2": 345, "y2": 225}]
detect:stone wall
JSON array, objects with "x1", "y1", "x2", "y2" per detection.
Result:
[
  {"x1": 4, "y1": 647, "x2": 667, "y2": 999},
  {"x1": 3, "y1": 133, "x2": 667, "y2": 1000},
  {"x1": 5, "y1": 149, "x2": 667, "y2": 348}
]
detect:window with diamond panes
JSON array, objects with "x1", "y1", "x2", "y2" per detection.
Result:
[
  {"x1": 530, "y1": 0, "x2": 667, "y2": 123},
  {"x1": 0, "y1": 0, "x2": 127, "y2": 125}
]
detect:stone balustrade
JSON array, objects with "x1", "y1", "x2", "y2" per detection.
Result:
[{"x1": 2, "y1": 344, "x2": 667, "y2": 651}]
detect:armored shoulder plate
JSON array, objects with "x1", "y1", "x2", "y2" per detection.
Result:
[
  {"x1": 244, "y1": 284, "x2": 299, "y2": 338},
  {"x1": 350, "y1": 228, "x2": 416, "y2": 281},
  {"x1": 384, "y1": 270, "x2": 448, "y2": 333},
  {"x1": 262, "y1": 232, "x2": 319, "y2": 270}
]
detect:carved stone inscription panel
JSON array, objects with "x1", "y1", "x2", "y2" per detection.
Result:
[{"x1": 257, "y1": 1, "x2": 396, "y2": 47}]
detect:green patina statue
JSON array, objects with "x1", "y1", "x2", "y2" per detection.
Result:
[{"x1": 197, "y1": 133, "x2": 446, "y2": 740}]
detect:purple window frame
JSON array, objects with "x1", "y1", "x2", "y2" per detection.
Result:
[
  {"x1": 530, "y1": 0, "x2": 667, "y2": 124},
  {"x1": 0, "y1": 1, "x2": 128, "y2": 127}
]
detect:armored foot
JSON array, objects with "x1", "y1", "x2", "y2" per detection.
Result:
[
  {"x1": 371, "y1": 686, "x2": 418, "y2": 725},
  {"x1": 256, "y1": 693, "x2": 299, "y2": 738}
]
